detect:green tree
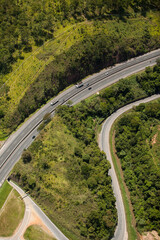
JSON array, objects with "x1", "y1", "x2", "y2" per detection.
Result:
[{"x1": 22, "y1": 150, "x2": 32, "y2": 164}]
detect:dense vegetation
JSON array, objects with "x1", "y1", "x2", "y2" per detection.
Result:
[
  {"x1": 11, "y1": 116, "x2": 117, "y2": 240},
  {"x1": 0, "y1": 0, "x2": 160, "y2": 139},
  {"x1": 136, "y1": 60, "x2": 160, "y2": 95},
  {"x1": 11, "y1": 62, "x2": 160, "y2": 238},
  {"x1": 114, "y1": 101, "x2": 160, "y2": 234},
  {"x1": 0, "y1": 0, "x2": 159, "y2": 73}
]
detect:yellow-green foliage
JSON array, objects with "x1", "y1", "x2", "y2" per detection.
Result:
[
  {"x1": 148, "y1": 12, "x2": 160, "y2": 37},
  {"x1": 1, "y1": 23, "x2": 82, "y2": 116}
]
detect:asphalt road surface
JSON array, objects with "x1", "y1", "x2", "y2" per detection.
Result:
[
  {"x1": 99, "y1": 94, "x2": 160, "y2": 240},
  {"x1": 0, "y1": 48, "x2": 160, "y2": 240}
]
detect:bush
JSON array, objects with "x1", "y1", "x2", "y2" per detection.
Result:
[
  {"x1": 22, "y1": 150, "x2": 32, "y2": 164},
  {"x1": 0, "y1": 109, "x2": 4, "y2": 119},
  {"x1": 74, "y1": 147, "x2": 82, "y2": 157}
]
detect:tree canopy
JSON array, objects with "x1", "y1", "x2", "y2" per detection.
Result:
[
  {"x1": 115, "y1": 102, "x2": 160, "y2": 234},
  {"x1": 0, "y1": 0, "x2": 159, "y2": 73}
]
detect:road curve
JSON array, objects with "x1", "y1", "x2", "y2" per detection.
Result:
[
  {"x1": 0, "y1": 49, "x2": 160, "y2": 239},
  {"x1": 99, "y1": 94, "x2": 160, "y2": 240}
]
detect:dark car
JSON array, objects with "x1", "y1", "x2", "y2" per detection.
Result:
[{"x1": 88, "y1": 87, "x2": 92, "y2": 90}]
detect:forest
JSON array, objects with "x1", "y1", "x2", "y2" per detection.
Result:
[
  {"x1": 114, "y1": 101, "x2": 160, "y2": 234},
  {"x1": 1, "y1": 0, "x2": 159, "y2": 73}
]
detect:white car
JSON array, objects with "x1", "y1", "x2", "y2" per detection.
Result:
[{"x1": 50, "y1": 100, "x2": 59, "y2": 106}]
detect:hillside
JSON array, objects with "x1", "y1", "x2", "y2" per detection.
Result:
[
  {"x1": 1, "y1": 0, "x2": 160, "y2": 74},
  {"x1": 0, "y1": 0, "x2": 160, "y2": 139}
]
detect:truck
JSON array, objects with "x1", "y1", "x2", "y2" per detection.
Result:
[{"x1": 75, "y1": 82, "x2": 84, "y2": 88}]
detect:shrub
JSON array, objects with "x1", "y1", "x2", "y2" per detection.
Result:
[{"x1": 22, "y1": 150, "x2": 32, "y2": 164}]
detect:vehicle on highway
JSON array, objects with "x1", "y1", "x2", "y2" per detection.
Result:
[
  {"x1": 75, "y1": 82, "x2": 84, "y2": 88},
  {"x1": 88, "y1": 87, "x2": 92, "y2": 90},
  {"x1": 105, "y1": 71, "x2": 108, "y2": 75},
  {"x1": 32, "y1": 136, "x2": 35, "y2": 139},
  {"x1": 50, "y1": 100, "x2": 59, "y2": 106},
  {"x1": 1, "y1": 49, "x2": 160, "y2": 240}
]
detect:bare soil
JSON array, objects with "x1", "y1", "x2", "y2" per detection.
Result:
[
  {"x1": 141, "y1": 231, "x2": 160, "y2": 240},
  {"x1": 21, "y1": 205, "x2": 55, "y2": 240},
  {"x1": 152, "y1": 133, "x2": 157, "y2": 145},
  {"x1": 0, "y1": 141, "x2": 4, "y2": 148}
]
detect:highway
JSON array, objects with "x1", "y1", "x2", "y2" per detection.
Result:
[{"x1": 0, "y1": 48, "x2": 160, "y2": 240}]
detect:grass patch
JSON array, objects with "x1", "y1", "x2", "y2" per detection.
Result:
[
  {"x1": 0, "y1": 181, "x2": 12, "y2": 209},
  {"x1": 24, "y1": 225, "x2": 56, "y2": 240},
  {"x1": 0, "y1": 189, "x2": 25, "y2": 237},
  {"x1": 109, "y1": 123, "x2": 137, "y2": 240}
]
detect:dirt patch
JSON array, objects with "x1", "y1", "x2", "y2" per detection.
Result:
[
  {"x1": 28, "y1": 206, "x2": 53, "y2": 235},
  {"x1": 20, "y1": 206, "x2": 55, "y2": 240},
  {"x1": 141, "y1": 231, "x2": 160, "y2": 240},
  {"x1": 0, "y1": 141, "x2": 4, "y2": 148},
  {"x1": 152, "y1": 133, "x2": 157, "y2": 145}
]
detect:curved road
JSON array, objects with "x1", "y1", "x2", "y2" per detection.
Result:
[
  {"x1": 99, "y1": 94, "x2": 160, "y2": 240},
  {"x1": 0, "y1": 49, "x2": 160, "y2": 240}
]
